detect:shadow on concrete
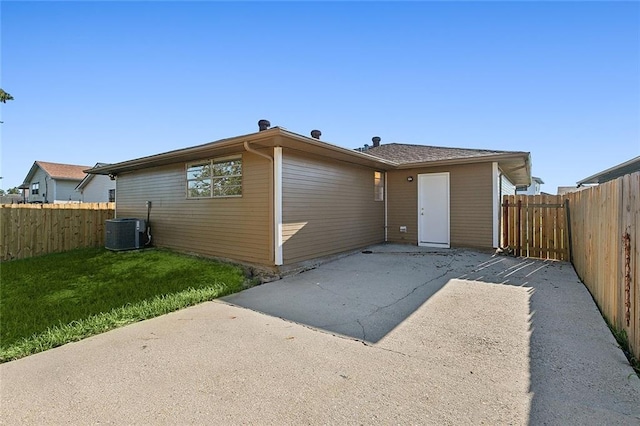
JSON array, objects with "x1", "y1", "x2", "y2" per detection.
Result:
[
  {"x1": 444, "y1": 254, "x2": 640, "y2": 423},
  {"x1": 224, "y1": 245, "x2": 471, "y2": 343}
]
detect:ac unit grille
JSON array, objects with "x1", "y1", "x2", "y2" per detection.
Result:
[{"x1": 105, "y1": 218, "x2": 145, "y2": 251}]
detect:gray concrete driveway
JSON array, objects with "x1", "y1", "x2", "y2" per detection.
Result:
[{"x1": 1, "y1": 244, "x2": 639, "y2": 425}]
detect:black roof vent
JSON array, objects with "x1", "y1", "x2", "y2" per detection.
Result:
[
  {"x1": 310, "y1": 130, "x2": 322, "y2": 139},
  {"x1": 372, "y1": 136, "x2": 381, "y2": 147},
  {"x1": 258, "y1": 119, "x2": 271, "y2": 131}
]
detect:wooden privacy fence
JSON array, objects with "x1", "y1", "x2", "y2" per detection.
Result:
[
  {"x1": 566, "y1": 172, "x2": 639, "y2": 361},
  {"x1": 0, "y1": 203, "x2": 115, "y2": 261},
  {"x1": 502, "y1": 194, "x2": 569, "y2": 261}
]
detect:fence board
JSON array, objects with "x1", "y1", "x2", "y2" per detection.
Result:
[
  {"x1": 502, "y1": 194, "x2": 568, "y2": 261},
  {"x1": 505, "y1": 176, "x2": 639, "y2": 360},
  {"x1": 566, "y1": 171, "x2": 639, "y2": 361},
  {"x1": 0, "y1": 203, "x2": 115, "y2": 261},
  {"x1": 532, "y1": 195, "x2": 538, "y2": 258}
]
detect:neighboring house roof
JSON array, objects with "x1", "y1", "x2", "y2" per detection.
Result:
[
  {"x1": 75, "y1": 162, "x2": 111, "y2": 191},
  {"x1": 22, "y1": 161, "x2": 90, "y2": 185},
  {"x1": 576, "y1": 156, "x2": 640, "y2": 186},
  {"x1": 515, "y1": 176, "x2": 544, "y2": 191},
  {"x1": 86, "y1": 126, "x2": 532, "y2": 185},
  {"x1": 557, "y1": 186, "x2": 589, "y2": 195}
]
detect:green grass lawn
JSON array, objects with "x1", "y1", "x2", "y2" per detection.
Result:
[{"x1": 0, "y1": 247, "x2": 248, "y2": 362}]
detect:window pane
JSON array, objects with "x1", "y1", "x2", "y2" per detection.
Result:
[
  {"x1": 187, "y1": 163, "x2": 211, "y2": 180},
  {"x1": 212, "y1": 176, "x2": 242, "y2": 196},
  {"x1": 212, "y1": 159, "x2": 241, "y2": 176},
  {"x1": 374, "y1": 171, "x2": 384, "y2": 201},
  {"x1": 188, "y1": 179, "x2": 211, "y2": 197},
  {"x1": 215, "y1": 185, "x2": 242, "y2": 197}
]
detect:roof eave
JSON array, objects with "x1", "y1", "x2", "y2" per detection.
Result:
[
  {"x1": 75, "y1": 174, "x2": 94, "y2": 190},
  {"x1": 22, "y1": 161, "x2": 44, "y2": 185},
  {"x1": 276, "y1": 129, "x2": 397, "y2": 168},
  {"x1": 393, "y1": 152, "x2": 531, "y2": 185},
  {"x1": 86, "y1": 128, "x2": 282, "y2": 175},
  {"x1": 87, "y1": 127, "x2": 397, "y2": 175},
  {"x1": 49, "y1": 176, "x2": 84, "y2": 181},
  {"x1": 576, "y1": 156, "x2": 640, "y2": 186}
]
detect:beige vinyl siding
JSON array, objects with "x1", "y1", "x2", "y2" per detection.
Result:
[
  {"x1": 282, "y1": 150, "x2": 384, "y2": 264},
  {"x1": 387, "y1": 162, "x2": 494, "y2": 249},
  {"x1": 116, "y1": 152, "x2": 272, "y2": 265}
]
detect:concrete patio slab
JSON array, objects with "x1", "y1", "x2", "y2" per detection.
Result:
[{"x1": 1, "y1": 244, "x2": 638, "y2": 425}]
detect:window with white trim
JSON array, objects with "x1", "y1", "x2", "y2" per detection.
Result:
[
  {"x1": 32, "y1": 182, "x2": 40, "y2": 195},
  {"x1": 374, "y1": 171, "x2": 384, "y2": 201},
  {"x1": 187, "y1": 156, "x2": 242, "y2": 198}
]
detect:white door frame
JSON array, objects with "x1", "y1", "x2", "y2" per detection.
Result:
[{"x1": 417, "y1": 172, "x2": 450, "y2": 248}]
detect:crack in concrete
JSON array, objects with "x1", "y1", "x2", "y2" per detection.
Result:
[
  {"x1": 314, "y1": 282, "x2": 362, "y2": 302},
  {"x1": 317, "y1": 254, "x2": 460, "y2": 343},
  {"x1": 356, "y1": 319, "x2": 366, "y2": 341},
  {"x1": 311, "y1": 254, "x2": 461, "y2": 341},
  {"x1": 369, "y1": 253, "x2": 459, "y2": 314},
  {"x1": 296, "y1": 322, "x2": 412, "y2": 358},
  {"x1": 213, "y1": 303, "x2": 418, "y2": 358},
  {"x1": 224, "y1": 252, "x2": 462, "y2": 360}
]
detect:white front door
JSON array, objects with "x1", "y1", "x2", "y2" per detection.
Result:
[{"x1": 418, "y1": 173, "x2": 450, "y2": 248}]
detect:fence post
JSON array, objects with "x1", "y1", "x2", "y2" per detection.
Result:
[
  {"x1": 502, "y1": 198, "x2": 509, "y2": 248},
  {"x1": 516, "y1": 199, "x2": 522, "y2": 257}
]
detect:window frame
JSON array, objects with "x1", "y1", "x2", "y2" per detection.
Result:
[
  {"x1": 32, "y1": 182, "x2": 40, "y2": 195},
  {"x1": 186, "y1": 155, "x2": 243, "y2": 199},
  {"x1": 108, "y1": 189, "x2": 116, "y2": 202}
]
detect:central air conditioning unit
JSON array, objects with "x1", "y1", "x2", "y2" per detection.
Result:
[{"x1": 105, "y1": 218, "x2": 146, "y2": 251}]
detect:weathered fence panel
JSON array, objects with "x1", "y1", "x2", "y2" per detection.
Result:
[
  {"x1": 502, "y1": 194, "x2": 569, "y2": 261},
  {"x1": 0, "y1": 203, "x2": 115, "y2": 261},
  {"x1": 566, "y1": 172, "x2": 639, "y2": 361}
]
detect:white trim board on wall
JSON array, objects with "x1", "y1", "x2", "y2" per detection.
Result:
[{"x1": 274, "y1": 147, "x2": 283, "y2": 266}]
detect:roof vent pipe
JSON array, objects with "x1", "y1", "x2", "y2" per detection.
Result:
[
  {"x1": 258, "y1": 119, "x2": 271, "y2": 131},
  {"x1": 372, "y1": 136, "x2": 381, "y2": 147},
  {"x1": 310, "y1": 130, "x2": 322, "y2": 140}
]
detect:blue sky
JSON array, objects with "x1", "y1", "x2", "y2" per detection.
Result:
[{"x1": 1, "y1": 1, "x2": 639, "y2": 193}]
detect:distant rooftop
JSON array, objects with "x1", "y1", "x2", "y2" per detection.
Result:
[
  {"x1": 557, "y1": 186, "x2": 589, "y2": 196},
  {"x1": 34, "y1": 161, "x2": 89, "y2": 181},
  {"x1": 577, "y1": 156, "x2": 640, "y2": 186}
]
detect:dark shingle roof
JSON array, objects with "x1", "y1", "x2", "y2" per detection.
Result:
[{"x1": 364, "y1": 143, "x2": 521, "y2": 164}]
